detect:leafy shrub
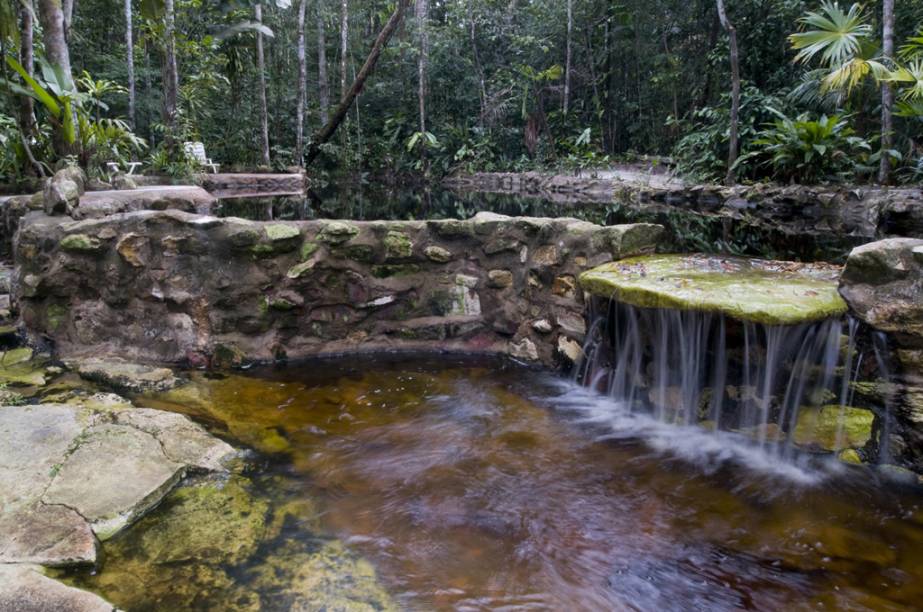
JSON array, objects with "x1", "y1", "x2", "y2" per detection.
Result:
[
  {"x1": 739, "y1": 109, "x2": 872, "y2": 183},
  {"x1": 670, "y1": 86, "x2": 786, "y2": 182}
]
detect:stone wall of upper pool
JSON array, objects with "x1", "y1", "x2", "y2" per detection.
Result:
[{"x1": 13, "y1": 209, "x2": 662, "y2": 368}]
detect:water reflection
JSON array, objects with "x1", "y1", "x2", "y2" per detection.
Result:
[
  {"x1": 214, "y1": 182, "x2": 864, "y2": 262},
  {"x1": 67, "y1": 355, "x2": 923, "y2": 611}
]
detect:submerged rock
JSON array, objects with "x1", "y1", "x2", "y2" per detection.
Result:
[
  {"x1": 130, "y1": 475, "x2": 269, "y2": 566},
  {"x1": 0, "y1": 347, "x2": 48, "y2": 386},
  {"x1": 66, "y1": 472, "x2": 395, "y2": 611},
  {"x1": 579, "y1": 254, "x2": 847, "y2": 325},
  {"x1": 792, "y1": 405, "x2": 873, "y2": 452},
  {"x1": 70, "y1": 358, "x2": 179, "y2": 393}
]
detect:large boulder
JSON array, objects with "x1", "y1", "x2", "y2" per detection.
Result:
[
  {"x1": 840, "y1": 238, "x2": 923, "y2": 471},
  {"x1": 580, "y1": 254, "x2": 847, "y2": 325},
  {"x1": 43, "y1": 166, "x2": 87, "y2": 216},
  {"x1": 839, "y1": 238, "x2": 923, "y2": 339}
]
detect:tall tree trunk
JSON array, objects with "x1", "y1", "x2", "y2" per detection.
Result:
[
  {"x1": 296, "y1": 0, "x2": 307, "y2": 163},
  {"x1": 306, "y1": 0, "x2": 409, "y2": 166},
  {"x1": 563, "y1": 0, "x2": 572, "y2": 114},
  {"x1": 317, "y1": 0, "x2": 330, "y2": 125},
  {"x1": 879, "y1": 0, "x2": 894, "y2": 184},
  {"x1": 62, "y1": 0, "x2": 74, "y2": 37},
  {"x1": 18, "y1": 0, "x2": 35, "y2": 137},
  {"x1": 339, "y1": 0, "x2": 348, "y2": 101},
  {"x1": 416, "y1": 0, "x2": 428, "y2": 134},
  {"x1": 37, "y1": 0, "x2": 77, "y2": 155},
  {"x1": 255, "y1": 3, "x2": 271, "y2": 166},
  {"x1": 162, "y1": 0, "x2": 179, "y2": 150},
  {"x1": 467, "y1": 0, "x2": 486, "y2": 126},
  {"x1": 125, "y1": 0, "x2": 135, "y2": 128},
  {"x1": 715, "y1": 0, "x2": 740, "y2": 185}
]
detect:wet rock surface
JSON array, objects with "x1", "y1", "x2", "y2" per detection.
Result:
[
  {"x1": 0, "y1": 355, "x2": 239, "y2": 610},
  {"x1": 15, "y1": 209, "x2": 662, "y2": 367},
  {"x1": 0, "y1": 564, "x2": 116, "y2": 612},
  {"x1": 840, "y1": 238, "x2": 923, "y2": 471},
  {"x1": 580, "y1": 254, "x2": 847, "y2": 325}
]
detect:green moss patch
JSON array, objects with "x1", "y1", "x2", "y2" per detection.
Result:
[{"x1": 579, "y1": 254, "x2": 847, "y2": 325}]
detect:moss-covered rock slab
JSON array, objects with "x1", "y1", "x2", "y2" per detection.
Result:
[{"x1": 579, "y1": 254, "x2": 847, "y2": 325}]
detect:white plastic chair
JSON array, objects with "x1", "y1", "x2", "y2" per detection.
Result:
[{"x1": 183, "y1": 142, "x2": 220, "y2": 173}]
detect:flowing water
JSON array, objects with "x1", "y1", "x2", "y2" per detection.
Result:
[
  {"x1": 577, "y1": 301, "x2": 880, "y2": 469},
  {"x1": 61, "y1": 355, "x2": 923, "y2": 611}
]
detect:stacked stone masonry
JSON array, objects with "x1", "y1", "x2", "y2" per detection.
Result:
[{"x1": 14, "y1": 209, "x2": 663, "y2": 369}]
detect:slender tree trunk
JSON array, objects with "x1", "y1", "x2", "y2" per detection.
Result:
[
  {"x1": 144, "y1": 40, "x2": 154, "y2": 145},
  {"x1": 468, "y1": 0, "x2": 486, "y2": 126},
  {"x1": 18, "y1": 0, "x2": 35, "y2": 137},
  {"x1": 339, "y1": 0, "x2": 348, "y2": 101},
  {"x1": 563, "y1": 0, "x2": 572, "y2": 114},
  {"x1": 62, "y1": 0, "x2": 74, "y2": 37},
  {"x1": 37, "y1": 0, "x2": 77, "y2": 155},
  {"x1": 255, "y1": 4, "x2": 271, "y2": 166},
  {"x1": 162, "y1": 0, "x2": 179, "y2": 150},
  {"x1": 125, "y1": 0, "x2": 135, "y2": 128},
  {"x1": 306, "y1": 0, "x2": 409, "y2": 166},
  {"x1": 416, "y1": 0, "x2": 428, "y2": 134},
  {"x1": 715, "y1": 0, "x2": 740, "y2": 185},
  {"x1": 317, "y1": 0, "x2": 330, "y2": 125},
  {"x1": 879, "y1": 0, "x2": 894, "y2": 184},
  {"x1": 296, "y1": 0, "x2": 307, "y2": 163}
]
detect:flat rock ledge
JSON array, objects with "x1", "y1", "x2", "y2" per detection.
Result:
[
  {"x1": 579, "y1": 254, "x2": 848, "y2": 326},
  {"x1": 0, "y1": 394, "x2": 236, "y2": 609}
]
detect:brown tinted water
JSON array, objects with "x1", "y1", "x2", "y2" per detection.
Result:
[{"x1": 65, "y1": 355, "x2": 923, "y2": 611}]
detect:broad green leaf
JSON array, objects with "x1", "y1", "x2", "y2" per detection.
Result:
[{"x1": 4, "y1": 57, "x2": 62, "y2": 117}]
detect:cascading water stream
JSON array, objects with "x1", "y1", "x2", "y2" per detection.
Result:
[{"x1": 575, "y1": 298, "x2": 873, "y2": 468}]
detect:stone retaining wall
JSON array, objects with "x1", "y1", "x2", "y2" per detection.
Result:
[
  {"x1": 447, "y1": 172, "x2": 923, "y2": 242},
  {"x1": 14, "y1": 210, "x2": 662, "y2": 368}
]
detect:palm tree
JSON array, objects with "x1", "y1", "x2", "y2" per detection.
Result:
[{"x1": 789, "y1": 2, "x2": 892, "y2": 182}]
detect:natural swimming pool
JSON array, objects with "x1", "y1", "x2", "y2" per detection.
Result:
[{"x1": 58, "y1": 354, "x2": 923, "y2": 611}]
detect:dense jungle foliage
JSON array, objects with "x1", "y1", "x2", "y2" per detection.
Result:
[{"x1": 1, "y1": 0, "x2": 922, "y2": 184}]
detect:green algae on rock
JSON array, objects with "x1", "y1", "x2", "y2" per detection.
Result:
[
  {"x1": 793, "y1": 405, "x2": 874, "y2": 452},
  {"x1": 579, "y1": 254, "x2": 847, "y2": 325}
]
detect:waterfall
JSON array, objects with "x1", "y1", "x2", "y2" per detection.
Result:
[{"x1": 576, "y1": 298, "x2": 869, "y2": 462}]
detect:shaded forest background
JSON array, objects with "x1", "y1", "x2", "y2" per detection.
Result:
[{"x1": 2, "y1": 0, "x2": 923, "y2": 183}]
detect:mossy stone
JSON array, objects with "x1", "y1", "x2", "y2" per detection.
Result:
[
  {"x1": 318, "y1": 221, "x2": 359, "y2": 244},
  {"x1": 579, "y1": 254, "x2": 848, "y2": 325},
  {"x1": 424, "y1": 246, "x2": 452, "y2": 263},
  {"x1": 228, "y1": 228, "x2": 261, "y2": 248},
  {"x1": 132, "y1": 475, "x2": 269, "y2": 566},
  {"x1": 287, "y1": 259, "x2": 317, "y2": 279},
  {"x1": 264, "y1": 223, "x2": 301, "y2": 242},
  {"x1": 0, "y1": 348, "x2": 47, "y2": 386},
  {"x1": 46, "y1": 304, "x2": 68, "y2": 331},
  {"x1": 383, "y1": 231, "x2": 413, "y2": 259},
  {"x1": 300, "y1": 241, "x2": 320, "y2": 261},
  {"x1": 793, "y1": 405, "x2": 873, "y2": 451},
  {"x1": 341, "y1": 243, "x2": 376, "y2": 263},
  {"x1": 60, "y1": 234, "x2": 102, "y2": 252}
]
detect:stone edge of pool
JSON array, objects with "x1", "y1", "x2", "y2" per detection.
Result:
[{"x1": 13, "y1": 209, "x2": 663, "y2": 369}]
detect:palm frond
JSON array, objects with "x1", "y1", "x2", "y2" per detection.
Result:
[{"x1": 789, "y1": 2, "x2": 871, "y2": 68}]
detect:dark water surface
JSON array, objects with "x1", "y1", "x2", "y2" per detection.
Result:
[
  {"x1": 66, "y1": 356, "x2": 923, "y2": 611},
  {"x1": 214, "y1": 182, "x2": 862, "y2": 262}
]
